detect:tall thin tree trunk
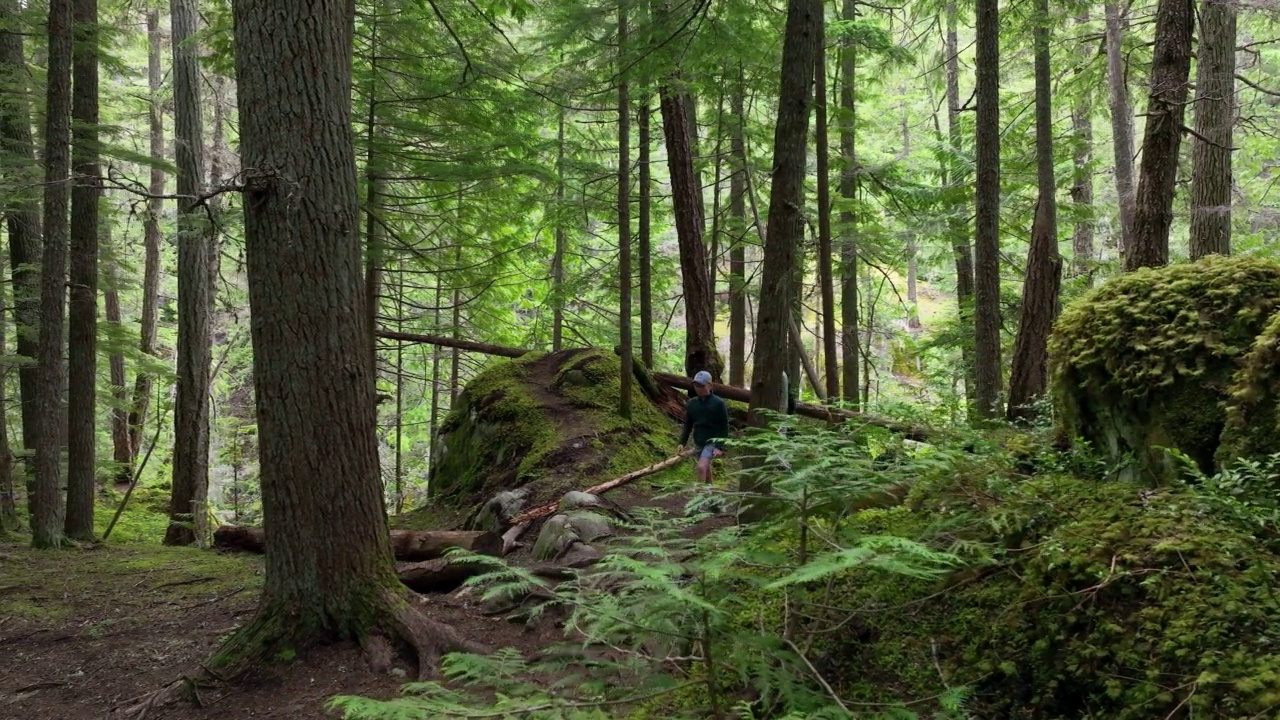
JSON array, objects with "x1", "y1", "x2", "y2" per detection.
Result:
[
  {"x1": 450, "y1": 242, "x2": 461, "y2": 405},
  {"x1": 128, "y1": 9, "x2": 163, "y2": 465},
  {"x1": 1105, "y1": 1, "x2": 1137, "y2": 254},
  {"x1": 165, "y1": 0, "x2": 216, "y2": 546},
  {"x1": 839, "y1": 0, "x2": 859, "y2": 409},
  {"x1": 815, "y1": 17, "x2": 839, "y2": 398},
  {"x1": 65, "y1": 0, "x2": 101, "y2": 541},
  {"x1": 728, "y1": 71, "x2": 747, "y2": 388},
  {"x1": 946, "y1": 0, "x2": 976, "y2": 406},
  {"x1": 1007, "y1": 0, "x2": 1062, "y2": 422},
  {"x1": 618, "y1": 0, "x2": 634, "y2": 418},
  {"x1": 638, "y1": 98, "x2": 654, "y2": 368},
  {"x1": 903, "y1": 104, "x2": 921, "y2": 331},
  {"x1": 0, "y1": 0, "x2": 43, "y2": 471},
  {"x1": 659, "y1": 85, "x2": 720, "y2": 380},
  {"x1": 972, "y1": 0, "x2": 1003, "y2": 418},
  {"x1": 1071, "y1": 15, "x2": 1096, "y2": 286},
  {"x1": 363, "y1": 16, "x2": 383, "y2": 372},
  {"x1": 1189, "y1": 0, "x2": 1236, "y2": 259},
  {"x1": 32, "y1": 0, "x2": 73, "y2": 549},
  {"x1": 104, "y1": 228, "x2": 131, "y2": 482},
  {"x1": 1125, "y1": 0, "x2": 1194, "y2": 271},
  {"x1": 552, "y1": 107, "x2": 567, "y2": 352},
  {"x1": 427, "y1": 282, "x2": 442, "y2": 490},
  {"x1": 0, "y1": 256, "x2": 14, "y2": 531}
]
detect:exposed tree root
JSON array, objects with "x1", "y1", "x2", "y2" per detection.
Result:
[{"x1": 100, "y1": 588, "x2": 491, "y2": 718}]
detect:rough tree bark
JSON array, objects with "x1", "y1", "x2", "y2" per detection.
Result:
[
  {"x1": 0, "y1": 0, "x2": 43, "y2": 468},
  {"x1": 660, "y1": 82, "x2": 721, "y2": 381},
  {"x1": 946, "y1": 0, "x2": 976, "y2": 404},
  {"x1": 618, "y1": 0, "x2": 633, "y2": 419},
  {"x1": 638, "y1": 98, "x2": 654, "y2": 368},
  {"x1": 104, "y1": 230, "x2": 132, "y2": 482},
  {"x1": 1104, "y1": 2, "x2": 1137, "y2": 254},
  {"x1": 1189, "y1": 0, "x2": 1236, "y2": 259},
  {"x1": 1006, "y1": 0, "x2": 1062, "y2": 422},
  {"x1": 215, "y1": 0, "x2": 481, "y2": 673},
  {"x1": 815, "y1": 16, "x2": 839, "y2": 397},
  {"x1": 840, "y1": 0, "x2": 860, "y2": 408},
  {"x1": 165, "y1": 0, "x2": 216, "y2": 546},
  {"x1": 32, "y1": 0, "x2": 73, "y2": 549},
  {"x1": 1070, "y1": 14, "x2": 1096, "y2": 286},
  {"x1": 128, "y1": 9, "x2": 163, "y2": 465},
  {"x1": 0, "y1": 257, "x2": 14, "y2": 531},
  {"x1": 1125, "y1": 0, "x2": 1194, "y2": 271},
  {"x1": 749, "y1": 0, "x2": 819, "y2": 420},
  {"x1": 65, "y1": 0, "x2": 101, "y2": 541},
  {"x1": 728, "y1": 73, "x2": 747, "y2": 387},
  {"x1": 972, "y1": 0, "x2": 1004, "y2": 418}
]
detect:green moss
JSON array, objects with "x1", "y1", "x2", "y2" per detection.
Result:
[
  {"x1": 1219, "y1": 310, "x2": 1280, "y2": 463},
  {"x1": 792, "y1": 474, "x2": 1280, "y2": 718},
  {"x1": 1049, "y1": 255, "x2": 1280, "y2": 482},
  {"x1": 425, "y1": 348, "x2": 676, "y2": 508}
]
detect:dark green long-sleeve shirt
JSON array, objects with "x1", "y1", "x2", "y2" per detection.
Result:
[{"x1": 679, "y1": 393, "x2": 730, "y2": 449}]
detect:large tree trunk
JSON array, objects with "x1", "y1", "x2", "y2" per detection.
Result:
[
  {"x1": 165, "y1": 0, "x2": 216, "y2": 546},
  {"x1": 213, "y1": 526, "x2": 502, "y2": 560},
  {"x1": 1125, "y1": 0, "x2": 1194, "y2": 271},
  {"x1": 638, "y1": 99, "x2": 654, "y2": 368},
  {"x1": 218, "y1": 0, "x2": 478, "y2": 670},
  {"x1": 129, "y1": 9, "x2": 164, "y2": 466},
  {"x1": 32, "y1": 0, "x2": 73, "y2": 549},
  {"x1": 1104, "y1": 2, "x2": 1137, "y2": 254},
  {"x1": 618, "y1": 0, "x2": 633, "y2": 419},
  {"x1": 946, "y1": 0, "x2": 976, "y2": 405},
  {"x1": 749, "y1": 0, "x2": 818, "y2": 420},
  {"x1": 728, "y1": 72, "x2": 747, "y2": 388},
  {"x1": 105, "y1": 253, "x2": 131, "y2": 480},
  {"x1": 815, "y1": 17, "x2": 839, "y2": 398},
  {"x1": 65, "y1": 0, "x2": 101, "y2": 541},
  {"x1": 0, "y1": 0, "x2": 43, "y2": 469},
  {"x1": 1006, "y1": 0, "x2": 1062, "y2": 422},
  {"x1": 839, "y1": 0, "x2": 859, "y2": 409},
  {"x1": 972, "y1": 0, "x2": 1003, "y2": 418},
  {"x1": 659, "y1": 83, "x2": 721, "y2": 381},
  {"x1": 1070, "y1": 14, "x2": 1095, "y2": 286},
  {"x1": 1189, "y1": 0, "x2": 1236, "y2": 259}
]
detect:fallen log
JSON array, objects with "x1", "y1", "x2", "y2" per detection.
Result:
[
  {"x1": 653, "y1": 372, "x2": 932, "y2": 441},
  {"x1": 396, "y1": 559, "x2": 487, "y2": 593},
  {"x1": 376, "y1": 329, "x2": 528, "y2": 358},
  {"x1": 509, "y1": 451, "x2": 691, "y2": 527},
  {"x1": 213, "y1": 525, "x2": 503, "y2": 561}
]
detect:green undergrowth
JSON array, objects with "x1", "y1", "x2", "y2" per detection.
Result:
[
  {"x1": 425, "y1": 348, "x2": 674, "y2": 508},
  {"x1": 0, "y1": 538, "x2": 262, "y2": 625},
  {"x1": 339, "y1": 416, "x2": 1280, "y2": 719}
]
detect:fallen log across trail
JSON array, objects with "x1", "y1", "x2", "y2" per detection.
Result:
[
  {"x1": 508, "y1": 451, "x2": 692, "y2": 528},
  {"x1": 213, "y1": 525, "x2": 503, "y2": 560},
  {"x1": 374, "y1": 329, "x2": 932, "y2": 440}
]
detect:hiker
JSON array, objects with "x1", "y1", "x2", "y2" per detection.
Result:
[{"x1": 677, "y1": 370, "x2": 730, "y2": 484}]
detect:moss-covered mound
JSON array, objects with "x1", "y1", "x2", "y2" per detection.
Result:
[
  {"x1": 427, "y1": 348, "x2": 675, "y2": 506},
  {"x1": 1220, "y1": 311, "x2": 1280, "y2": 463},
  {"x1": 799, "y1": 474, "x2": 1280, "y2": 719},
  {"x1": 1048, "y1": 255, "x2": 1280, "y2": 481}
]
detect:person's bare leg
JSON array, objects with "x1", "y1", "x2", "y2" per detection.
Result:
[{"x1": 697, "y1": 456, "x2": 711, "y2": 483}]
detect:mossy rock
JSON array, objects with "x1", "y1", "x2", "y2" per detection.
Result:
[
  {"x1": 1048, "y1": 255, "x2": 1280, "y2": 482},
  {"x1": 1219, "y1": 310, "x2": 1280, "y2": 463},
  {"x1": 793, "y1": 475, "x2": 1280, "y2": 719},
  {"x1": 426, "y1": 348, "x2": 675, "y2": 507}
]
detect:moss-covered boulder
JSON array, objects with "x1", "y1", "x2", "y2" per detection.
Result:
[
  {"x1": 1219, "y1": 311, "x2": 1280, "y2": 463},
  {"x1": 810, "y1": 475, "x2": 1280, "y2": 719},
  {"x1": 1049, "y1": 255, "x2": 1280, "y2": 482},
  {"x1": 427, "y1": 348, "x2": 675, "y2": 506}
]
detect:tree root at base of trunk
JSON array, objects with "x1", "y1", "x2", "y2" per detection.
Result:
[{"x1": 99, "y1": 588, "x2": 491, "y2": 719}]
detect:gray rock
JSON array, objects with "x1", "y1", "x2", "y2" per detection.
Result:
[
  {"x1": 472, "y1": 488, "x2": 530, "y2": 532},
  {"x1": 533, "y1": 514, "x2": 579, "y2": 561},
  {"x1": 558, "y1": 491, "x2": 602, "y2": 512},
  {"x1": 565, "y1": 510, "x2": 613, "y2": 543},
  {"x1": 560, "y1": 542, "x2": 603, "y2": 569}
]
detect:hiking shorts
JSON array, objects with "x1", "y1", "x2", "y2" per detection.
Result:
[{"x1": 697, "y1": 444, "x2": 721, "y2": 461}]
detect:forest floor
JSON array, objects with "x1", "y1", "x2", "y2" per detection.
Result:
[{"x1": 0, "y1": 472, "x2": 730, "y2": 720}]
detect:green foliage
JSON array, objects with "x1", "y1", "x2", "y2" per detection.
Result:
[
  {"x1": 1219, "y1": 309, "x2": 1280, "y2": 463},
  {"x1": 1049, "y1": 255, "x2": 1280, "y2": 482}
]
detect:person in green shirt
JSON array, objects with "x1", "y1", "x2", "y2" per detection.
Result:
[{"x1": 677, "y1": 370, "x2": 730, "y2": 484}]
